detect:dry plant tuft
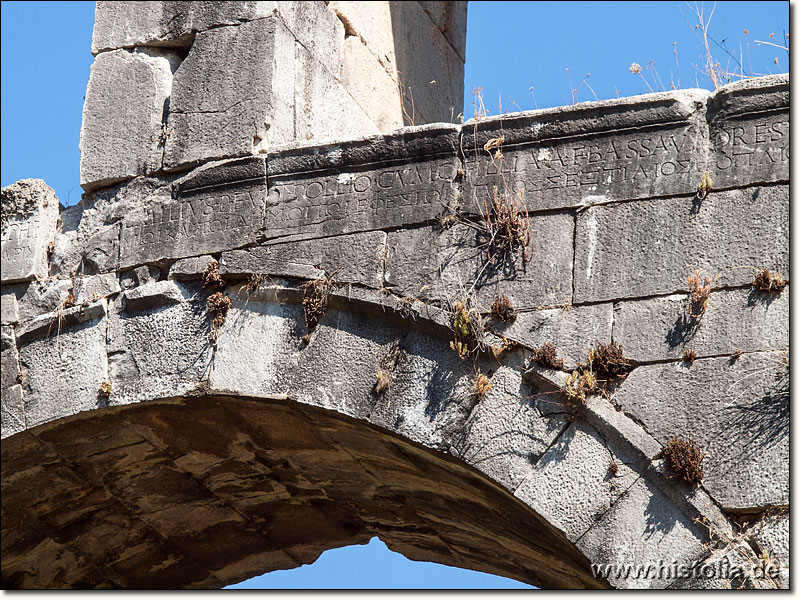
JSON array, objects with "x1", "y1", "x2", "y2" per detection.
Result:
[
  {"x1": 581, "y1": 341, "x2": 632, "y2": 379},
  {"x1": 683, "y1": 349, "x2": 697, "y2": 365},
  {"x1": 491, "y1": 293, "x2": 517, "y2": 323},
  {"x1": 697, "y1": 171, "x2": 713, "y2": 199},
  {"x1": 532, "y1": 343, "x2": 565, "y2": 370},
  {"x1": 435, "y1": 213, "x2": 459, "y2": 231},
  {"x1": 608, "y1": 460, "x2": 619, "y2": 476},
  {"x1": 449, "y1": 298, "x2": 485, "y2": 360},
  {"x1": 206, "y1": 292, "x2": 232, "y2": 343},
  {"x1": 473, "y1": 370, "x2": 492, "y2": 399},
  {"x1": 688, "y1": 269, "x2": 713, "y2": 319},
  {"x1": 302, "y1": 272, "x2": 336, "y2": 330},
  {"x1": 375, "y1": 370, "x2": 392, "y2": 395},
  {"x1": 374, "y1": 342, "x2": 406, "y2": 400},
  {"x1": 98, "y1": 380, "x2": 112, "y2": 398},
  {"x1": 564, "y1": 369, "x2": 597, "y2": 405},
  {"x1": 202, "y1": 259, "x2": 225, "y2": 288},
  {"x1": 483, "y1": 185, "x2": 532, "y2": 265},
  {"x1": 752, "y1": 268, "x2": 787, "y2": 295},
  {"x1": 663, "y1": 436, "x2": 705, "y2": 486}
]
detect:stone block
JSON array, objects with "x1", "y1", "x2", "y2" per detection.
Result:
[
  {"x1": 744, "y1": 511, "x2": 789, "y2": 588},
  {"x1": 417, "y1": 1, "x2": 468, "y2": 62},
  {"x1": 612, "y1": 352, "x2": 788, "y2": 510},
  {"x1": 16, "y1": 300, "x2": 107, "y2": 345},
  {"x1": 163, "y1": 18, "x2": 295, "y2": 169},
  {"x1": 293, "y1": 41, "x2": 378, "y2": 143},
  {"x1": 613, "y1": 286, "x2": 789, "y2": 363},
  {"x1": 387, "y1": 1, "x2": 465, "y2": 124},
  {"x1": 121, "y1": 265, "x2": 162, "y2": 289},
  {"x1": 123, "y1": 280, "x2": 191, "y2": 312},
  {"x1": 278, "y1": 1, "x2": 345, "y2": 80},
  {"x1": 1, "y1": 384, "x2": 25, "y2": 438},
  {"x1": 119, "y1": 157, "x2": 267, "y2": 269},
  {"x1": 1, "y1": 326, "x2": 20, "y2": 392},
  {"x1": 340, "y1": 36, "x2": 404, "y2": 131},
  {"x1": 1, "y1": 291, "x2": 20, "y2": 325},
  {"x1": 16, "y1": 304, "x2": 109, "y2": 429},
  {"x1": 91, "y1": 1, "x2": 279, "y2": 53},
  {"x1": 265, "y1": 125, "x2": 459, "y2": 241},
  {"x1": 489, "y1": 303, "x2": 613, "y2": 368},
  {"x1": 576, "y1": 476, "x2": 706, "y2": 589},
  {"x1": 107, "y1": 283, "x2": 212, "y2": 404},
  {"x1": 708, "y1": 74, "x2": 789, "y2": 189},
  {"x1": 1, "y1": 180, "x2": 59, "y2": 284},
  {"x1": 514, "y1": 420, "x2": 639, "y2": 542},
  {"x1": 574, "y1": 185, "x2": 788, "y2": 303},
  {"x1": 220, "y1": 231, "x2": 387, "y2": 288},
  {"x1": 462, "y1": 90, "x2": 709, "y2": 213},
  {"x1": 14, "y1": 274, "x2": 120, "y2": 324},
  {"x1": 327, "y1": 2, "x2": 395, "y2": 69},
  {"x1": 80, "y1": 49, "x2": 179, "y2": 191},
  {"x1": 167, "y1": 256, "x2": 214, "y2": 281},
  {"x1": 384, "y1": 212, "x2": 573, "y2": 310}
]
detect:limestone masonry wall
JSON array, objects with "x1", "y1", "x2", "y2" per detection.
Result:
[{"x1": 0, "y1": 2, "x2": 788, "y2": 588}]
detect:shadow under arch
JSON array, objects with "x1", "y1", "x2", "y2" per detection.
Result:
[{"x1": 1, "y1": 392, "x2": 605, "y2": 589}]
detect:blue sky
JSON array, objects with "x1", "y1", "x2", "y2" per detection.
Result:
[{"x1": 0, "y1": 0, "x2": 790, "y2": 590}]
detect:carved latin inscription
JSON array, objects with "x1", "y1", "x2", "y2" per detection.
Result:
[
  {"x1": 119, "y1": 158, "x2": 267, "y2": 268},
  {"x1": 711, "y1": 111, "x2": 788, "y2": 186},
  {"x1": 266, "y1": 159, "x2": 458, "y2": 237},
  {"x1": 464, "y1": 125, "x2": 703, "y2": 212}
]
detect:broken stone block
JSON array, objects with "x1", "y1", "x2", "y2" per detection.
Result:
[
  {"x1": 462, "y1": 89, "x2": 709, "y2": 213},
  {"x1": 573, "y1": 185, "x2": 788, "y2": 303},
  {"x1": 417, "y1": 1, "x2": 468, "y2": 62},
  {"x1": 167, "y1": 256, "x2": 214, "y2": 281},
  {"x1": 1, "y1": 180, "x2": 59, "y2": 284},
  {"x1": 708, "y1": 74, "x2": 789, "y2": 189},
  {"x1": 163, "y1": 18, "x2": 295, "y2": 170},
  {"x1": 119, "y1": 157, "x2": 267, "y2": 269},
  {"x1": 80, "y1": 48, "x2": 180, "y2": 191}
]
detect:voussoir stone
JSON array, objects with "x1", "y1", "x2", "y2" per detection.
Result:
[
  {"x1": 574, "y1": 185, "x2": 788, "y2": 303},
  {"x1": 80, "y1": 48, "x2": 180, "y2": 191},
  {"x1": 1, "y1": 180, "x2": 59, "y2": 284},
  {"x1": 612, "y1": 352, "x2": 788, "y2": 511}
]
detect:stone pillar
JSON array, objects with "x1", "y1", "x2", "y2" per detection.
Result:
[{"x1": 79, "y1": 1, "x2": 468, "y2": 192}]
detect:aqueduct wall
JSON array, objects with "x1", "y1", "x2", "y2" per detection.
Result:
[{"x1": 1, "y1": 1, "x2": 788, "y2": 589}]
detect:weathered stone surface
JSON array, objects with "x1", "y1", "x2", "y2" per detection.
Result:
[
  {"x1": 1, "y1": 180, "x2": 59, "y2": 284},
  {"x1": 744, "y1": 510, "x2": 789, "y2": 588},
  {"x1": 577, "y1": 476, "x2": 706, "y2": 589},
  {"x1": 1, "y1": 326, "x2": 20, "y2": 393},
  {"x1": 613, "y1": 286, "x2": 789, "y2": 363},
  {"x1": 613, "y1": 352, "x2": 788, "y2": 510},
  {"x1": 417, "y1": 1, "x2": 468, "y2": 62},
  {"x1": 80, "y1": 49, "x2": 179, "y2": 191},
  {"x1": 107, "y1": 282, "x2": 212, "y2": 404},
  {"x1": 0, "y1": 384, "x2": 24, "y2": 438},
  {"x1": 385, "y1": 213, "x2": 573, "y2": 309},
  {"x1": 574, "y1": 185, "x2": 788, "y2": 303},
  {"x1": 489, "y1": 303, "x2": 612, "y2": 368},
  {"x1": 515, "y1": 420, "x2": 639, "y2": 542},
  {"x1": 16, "y1": 302, "x2": 108, "y2": 429},
  {"x1": 387, "y1": 1, "x2": 465, "y2": 124},
  {"x1": 14, "y1": 274, "x2": 120, "y2": 324},
  {"x1": 294, "y1": 41, "x2": 379, "y2": 143},
  {"x1": 463, "y1": 90, "x2": 709, "y2": 213},
  {"x1": 708, "y1": 74, "x2": 789, "y2": 188},
  {"x1": 120, "y1": 265, "x2": 162, "y2": 289},
  {"x1": 119, "y1": 157, "x2": 267, "y2": 269},
  {"x1": 265, "y1": 126, "x2": 459, "y2": 241},
  {"x1": 340, "y1": 36, "x2": 405, "y2": 131},
  {"x1": 1, "y1": 291, "x2": 20, "y2": 325},
  {"x1": 15, "y1": 300, "x2": 107, "y2": 346},
  {"x1": 163, "y1": 18, "x2": 294, "y2": 169},
  {"x1": 220, "y1": 231, "x2": 386, "y2": 288}
]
